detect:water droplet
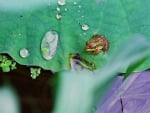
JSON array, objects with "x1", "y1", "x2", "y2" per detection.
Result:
[
  {"x1": 56, "y1": 7, "x2": 61, "y2": 12},
  {"x1": 81, "y1": 15, "x2": 84, "y2": 18},
  {"x1": 58, "y1": 0, "x2": 66, "y2": 6},
  {"x1": 64, "y1": 8, "x2": 68, "y2": 11},
  {"x1": 81, "y1": 24, "x2": 89, "y2": 31},
  {"x1": 73, "y1": 2, "x2": 77, "y2": 5},
  {"x1": 41, "y1": 31, "x2": 59, "y2": 60},
  {"x1": 83, "y1": 32, "x2": 87, "y2": 35},
  {"x1": 56, "y1": 13, "x2": 62, "y2": 20},
  {"x1": 18, "y1": 33, "x2": 21, "y2": 36},
  {"x1": 20, "y1": 48, "x2": 29, "y2": 58},
  {"x1": 78, "y1": 5, "x2": 82, "y2": 8}
]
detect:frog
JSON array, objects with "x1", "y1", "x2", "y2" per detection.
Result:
[
  {"x1": 85, "y1": 34, "x2": 109, "y2": 55},
  {"x1": 69, "y1": 53, "x2": 96, "y2": 71}
]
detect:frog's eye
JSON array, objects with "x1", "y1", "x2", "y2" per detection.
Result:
[{"x1": 89, "y1": 63, "x2": 94, "y2": 66}]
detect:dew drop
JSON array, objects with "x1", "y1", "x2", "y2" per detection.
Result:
[
  {"x1": 81, "y1": 24, "x2": 89, "y2": 31},
  {"x1": 81, "y1": 15, "x2": 84, "y2": 18},
  {"x1": 73, "y1": 2, "x2": 77, "y2": 5},
  {"x1": 18, "y1": 33, "x2": 21, "y2": 36},
  {"x1": 41, "y1": 31, "x2": 59, "y2": 60},
  {"x1": 56, "y1": 13, "x2": 62, "y2": 20},
  {"x1": 56, "y1": 7, "x2": 61, "y2": 12},
  {"x1": 78, "y1": 5, "x2": 82, "y2": 8},
  {"x1": 20, "y1": 48, "x2": 29, "y2": 58},
  {"x1": 64, "y1": 8, "x2": 68, "y2": 11},
  {"x1": 83, "y1": 32, "x2": 87, "y2": 35},
  {"x1": 58, "y1": 0, "x2": 66, "y2": 6}
]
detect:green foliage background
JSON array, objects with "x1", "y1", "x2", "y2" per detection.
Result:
[{"x1": 0, "y1": 0, "x2": 150, "y2": 72}]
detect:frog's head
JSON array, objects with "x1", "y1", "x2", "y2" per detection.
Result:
[
  {"x1": 85, "y1": 34, "x2": 109, "y2": 54},
  {"x1": 85, "y1": 41, "x2": 103, "y2": 52},
  {"x1": 85, "y1": 39, "x2": 103, "y2": 54}
]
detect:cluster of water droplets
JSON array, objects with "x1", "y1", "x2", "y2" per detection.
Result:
[
  {"x1": 55, "y1": 0, "x2": 67, "y2": 20},
  {"x1": 19, "y1": 30, "x2": 59, "y2": 61},
  {"x1": 73, "y1": 1, "x2": 90, "y2": 32},
  {"x1": 19, "y1": 0, "x2": 90, "y2": 60},
  {"x1": 56, "y1": 0, "x2": 90, "y2": 32}
]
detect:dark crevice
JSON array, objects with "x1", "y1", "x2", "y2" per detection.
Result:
[
  {"x1": 120, "y1": 96, "x2": 124, "y2": 113},
  {"x1": 0, "y1": 54, "x2": 56, "y2": 113}
]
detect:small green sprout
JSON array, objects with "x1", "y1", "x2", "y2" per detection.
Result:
[
  {"x1": 0, "y1": 55, "x2": 17, "y2": 72},
  {"x1": 0, "y1": 63, "x2": 10, "y2": 72},
  {"x1": 10, "y1": 62, "x2": 17, "y2": 70},
  {"x1": 30, "y1": 67, "x2": 41, "y2": 79}
]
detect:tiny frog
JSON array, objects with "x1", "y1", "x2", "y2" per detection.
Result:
[
  {"x1": 85, "y1": 34, "x2": 109, "y2": 54},
  {"x1": 69, "y1": 53, "x2": 96, "y2": 71}
]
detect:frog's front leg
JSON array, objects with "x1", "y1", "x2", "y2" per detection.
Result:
[{"x1": 69, "y1": 53, "x2": 96, "y2": 71}]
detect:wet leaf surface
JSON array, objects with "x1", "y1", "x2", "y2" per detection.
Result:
[{"x1": 0, "y1": 0, "x2": 150, "y2": 72}]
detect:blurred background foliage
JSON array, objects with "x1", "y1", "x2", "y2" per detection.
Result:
[{"x1": 0, "y1": 85, "x2": 20, "y2": 113}]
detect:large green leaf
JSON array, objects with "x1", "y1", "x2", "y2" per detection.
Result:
[{"x1": 0, "y1": 0, "x2": 150, "y2": 72}]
